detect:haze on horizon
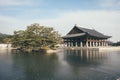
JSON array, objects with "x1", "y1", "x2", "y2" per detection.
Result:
[{"x1": 0, "y1": 0, "x2": 120, "y2": 42}]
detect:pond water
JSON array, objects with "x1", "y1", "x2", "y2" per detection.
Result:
[{"x1": 0, "y1": 48, "x2": 120, "y2": 80}]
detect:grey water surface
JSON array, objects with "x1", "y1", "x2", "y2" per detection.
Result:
[{"x1": 0, "y1": 49, "x2": 120, "y2": 80}]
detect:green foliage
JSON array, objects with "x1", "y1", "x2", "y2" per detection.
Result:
[
  {"x1": 0, "y1": 33, "x2": 12, "y2": 44},
  {"x1": 12, "y1": 23, "x2": 62, "y2": 50}
]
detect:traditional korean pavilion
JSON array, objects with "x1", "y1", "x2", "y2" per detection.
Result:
[{"x1": 62, "y1": 25, "x2": 111, "y2": 47}]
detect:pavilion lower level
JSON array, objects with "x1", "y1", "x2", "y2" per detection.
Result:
[{"x1": 64, "y1": 39, "x2": 108, "y2": 47}]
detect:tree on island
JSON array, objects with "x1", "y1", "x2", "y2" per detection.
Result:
[{"x1": 12, "y1": 23, "x2": 62, "y2": 51}]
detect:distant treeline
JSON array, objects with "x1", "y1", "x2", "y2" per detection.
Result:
[
  {"x1": 108, "y1": 41, "x2": 120, "y2": 46},
  {"x1": 0, "y1": 33, "x2": 12, "y2": 44}
]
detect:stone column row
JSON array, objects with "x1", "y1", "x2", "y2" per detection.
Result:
[
  {"x1": 64, "y1": 39, "x2": 108, "y2": 47},
  {"x1": 86, "y1": 41, "x2": 108, "y2": 47}
]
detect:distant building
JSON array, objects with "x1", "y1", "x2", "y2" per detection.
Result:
[{"x1": 62, "y1": 25, "x2": 111, "y2": 47}]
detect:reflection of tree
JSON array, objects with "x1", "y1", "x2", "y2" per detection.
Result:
[
  {"x1": 11, "y1": 51, "x2": 58, "y2": 80},
  {"x1": 64, "y1": 49, "x2": 108, "y2": 66}
]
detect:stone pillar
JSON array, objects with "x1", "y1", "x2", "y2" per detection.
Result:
[
  {"x1": 80, "y1": 42, "x2": 83, "y2": 47},
  {"x1": 105, "y1": 41, "x2": 107, "y2": 46},
  {"x1": 94, "y1": 42, "x2": 96, "y2": 47},
  {"x1": 67, "y1": 39, "x2": 69, "y2": 47},
  {"x1": 106, "y1": 42, "x2": 108, "y2": 46},
  {"x1": 102, "y1": 41, "x2": 104, "y2": 46},
  {"x1": 69, "y1": 40, "x2": 71, "y2": 47},
  {"x1": 66, "y1": 42, "x2": 68, "y2": 47},
  {"x1": 105, "y1": 40, "x2": 107, "y2": 46},
  {"x1": 69, "y1": 42, "x2": 71, "y2": 47},
  {"x1": 101, "y1": 42, "x2": 102, "y2": 47},
  {"x1": 90, "y1": 41, "x2": 91, "y2": 47},
  {"x1": 103, "y1": 41, "x2": 105, "y2": 46},
  {"x1": 75, "y1": 42, "x2": 77, "y2": 47},
  {"x1": 95, "y1": 41, "x2": 97, "y2": 47},
  {"x1": 86, "y1": 41, "x2": 88, "y2": 47},
  {"x1": 104, "y1": 42, "x2": 106, "y2": 46},
  {"x1": 100, "y1": 42, "x2": 102, "y2": 47},
  {"x1": 97, "y1": 42, "x2": 99, "y2": 47},
  {"x1": 68, "y1": 42, "x2": 70, "y2": 47},
  {"x1": 67, "y1": 42, "x2": 69, "y2": 47},
  {"x1": 106, "y1": 42, "x2": 107, "y2": 46},
  {"x1": 98, "y1": 42, "x2": 101, "y2": 47},
  {"x1": 104, "y1": 40, "x2": 106, "y2": 46},
  {"x1": 95, "y1": 42, "x2": 97, "y2": 47},
  {"x1": 93, "y1": 41, "x2": 95, "y2": 47},
  {"x1": 71, "y1": 42, "x2": 73, "y2": 47},
  {"x1": 102, "y1": 41, "x2": 104, "y2": 47}
]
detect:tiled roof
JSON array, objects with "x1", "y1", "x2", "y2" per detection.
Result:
[
  {"x1": 76, "y1": 26, "x2": 111, "y2": 38},
  {"x1": 62, "y1": 33, "x2": 85, "y2": 38}
]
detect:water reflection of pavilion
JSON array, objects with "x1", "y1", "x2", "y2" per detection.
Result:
[{"x1": 64, "y1": 49, "x2": 109, "y2": 65}]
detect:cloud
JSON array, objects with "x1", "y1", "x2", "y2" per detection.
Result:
[
  {"x1": 34, "y1": 10, "x2": 120, "y2": 42},
  {"x1": 0, "y1": 10, "x2": 120, "y2": 42},
  {"x1": 0, "y1": 0, "x2": 33, "y2": 6},
  {"x1": 0, "y1": 15, "x2": 30, "y2": 34},
  {"x1": 100, "y1": 0, "x2": 120, "y2": 10}
]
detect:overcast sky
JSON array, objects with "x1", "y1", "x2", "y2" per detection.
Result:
[{"x1": 0, "y1": 0, "x2": 120, "y2": 42}]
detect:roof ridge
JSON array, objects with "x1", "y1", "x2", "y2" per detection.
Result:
[{"x1": 75, "y1": 25, "x2": 94, "y2": 31}]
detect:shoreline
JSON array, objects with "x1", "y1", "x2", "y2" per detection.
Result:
[
  {"x1": 62, "y1": 46, "x2": 120, "y2": 51},
  {"x1": 1, "y1": 45, "x2": 120, "y2": 52}
]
